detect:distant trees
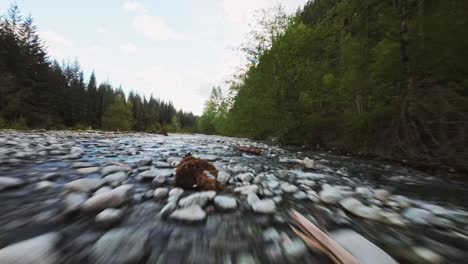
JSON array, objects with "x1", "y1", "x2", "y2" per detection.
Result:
[{"x1": 0, "y1": 4, "x2": 197, "y2": 132}]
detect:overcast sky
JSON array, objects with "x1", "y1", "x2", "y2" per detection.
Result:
[{"x1": 0, "y1": 0, "x2": 307, "y2": 115}]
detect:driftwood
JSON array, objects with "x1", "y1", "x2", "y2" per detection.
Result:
[
  {"x1": 290, "y1": 210, "x2": 361, "y2": 264},
  {"x1": 238, "y1": 146, "x2": 262, "y2": 155}
]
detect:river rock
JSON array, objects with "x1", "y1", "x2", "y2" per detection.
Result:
[
  {"x1": 339, "y1": 198, "x2": 382, "y2": 220},
  {"x1": 170, "y1": 205, "x2": 206, "y2": 222},
  {"x1": 375, "y1": 189, "x2": 391, "y2": 202},
  {"x1": 293, "y1": 191, "x2": 307, "y2": 200},
  {"x1": 76, "y1": 167, "x2": 100, "y2": 175},
  {"x1": 303, "y1": 157, "x2": 315, "y2": 169},
  {"x1": 252, "y1": 199, "x2": 276, "y2": 214},
  {"x1": 236, "y1": 172, "x2": 254, "y2": 183},
  {"x1": 263, "y1": 227, "x2": 281, "y2": 242},
  {"x1": 66, "y1": 178, "x2": 104, "y2": 193},
  {"x1": 0, "y1": 176, "x2": 25, "y2": 191},
  {"x1": 95, "y1": 186, "x2": 112, "y2": 195},
  {"x1": 92, "y1": 228, "x2": 148, "y2": 264},
  {"x1": 159, "y1": 202, "x2": 177, "y2": 219},
  {"x1": 154, "y1": 161, "x2": 171, "y2": 168},
  {"x1": 101, "y1": 165, "x2": 130, "y2": 176},
  {"x1": 64, "y1": 192, "x2": 87, "y2": 214},
  {"x1": 282, "y1": 238, "x2": 307, "y2": 258},
  {"x1": 281, "y1": 183, "x2": 298, "y2": 193},
  {"x1": 234, "y1": 184, "x2": 259, "y2": 195},
  {"x1": 217, "y1": 171, "x2": 231, "y2": 184},
  {"x1": 412, "y1": 247, "x2": 443, "y2": 263},
  {"x1": 331, "y1": 229, "x2": 398, "y2": 264},
  {"x1": 298, "y1": 179, "x2": 316, "y2": 187},
  {"x1": 214, "y1": 195, "x2": 237, "y2": 210},
  {"x1": 0, "y1": 232, "x2": 59, "y2": 264},
  {"x1": 81, "y1": 185, "x2": 132, "y2": 212},
  {"x1": 169, "y1": 187, "x2": 184, "y2": 197},
  {"x1": 153, "y1": 188, "x2": 169, "y2": 200},
  {"x1": 178, "y1": 191, "x2": 215, "y2": 207},
  {"x1": 245, "y1": 193, "x2": 258, "y2": 206},
  {"x1": 104, "y1": 171, "x2": 127, "y2": 184},
  {"x1": 402, "y1": 208, "x2": 435, "y2": 225},
  {"x1": 319, "y1": 186, "x2": 352, "y2": 204},
  {"x1": 137, "y1": 157, "x2": 152, "y2": 167},
  {"x1": 138, "y1": 169, "x2": 173, "y2": 180},
  {"x1": 71, "y1": 161, "x2": 95, "y2": 168},
  {"x1": 95, "y1": 208, "x2": 124, "y2": 225}
]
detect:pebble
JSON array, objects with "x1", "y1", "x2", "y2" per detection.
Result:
[
  {"x1": 281, "y1": 183, "x2": 298, "y2": 193},
  {"x1": 293, "y1": 191, "x2": 307, "y2": 200},
  {"x1": 303, "y1": 157, "x2": 315, "y2": 169},
  {"x1": 76, "y1": 167, "x2": 100, "y2": 175},
  {"x1": 159, "y1": 202, "x2": 177, "y2": 219},
  {"x1": 0, "y1": 232, "x2": 60, "y2": 264},
  {"x1": 179, "y1": 191, "x2": 215, "y2": 207},
  {"x1": 402, "y1": 208, "x2": 434, "y2": 225},
  {"x1": 153, "y1": 188, "x2": 169, "y2": 200},
  {"x1": 170, "y1": 205, "x2": 206, "y2": 222},
  {"x1": 217, "y1": 171, "x2": 231, "y2": 184},
  {"x1": 103, "y1": 171, "x2": 127, "y2": 184},
  {"x1": 64, "y1": 193, "x2": 88, "y2": 214},
  {"x1": 375, "y1": 189, "x2": 391, "y2": 202},
  {"x1": 247, "y1": 193, "x2": 260, "y2": 206},
  {"x1": 95, "y1": 208, "x2": 124, "y2": 225},
  {"x1": 137, "y1": 157, "x2": 152, "y2": 167},
  {"x1": 66, "y1": 178, "x2": 105, "y2": 193},
  {"x1": 319, "y1": 186, "x2": 352, "y2": 204},
  {"x1": 169, "y1": 187, "x2": 184, "y2": 197},
  {"x1": 252, "y1": 199, "x2": 276, "y2": 214},
  {"x1": 236, "y1": 172, "x2": 254, "y2": 183},
  {"x1": 0, "y1": 176, "x2": 25, "y2": 191},
  {"x1": 101, "y1": 165, "x2": 129, "y2": 176},
  {"x1": 282, "y1": 238, "x2": 307, "y2": 258},
  {"x1": 81, "y1": 185, "x2": 132, "y2": 212},
  {"x1": 263, "y1": 227, "x2": 280, "y2": 242},
  {"x1": 412, "y1": 247, "x2": 443, "y2": 263},
  {"x1": 214, "y1": 195, "x2": 237, "y2": 210},
  {"x1": 234, "y1": 184, "x2": 259, "y2": 195}
]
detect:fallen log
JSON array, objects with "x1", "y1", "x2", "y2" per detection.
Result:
[{"x1": 238, "y1": 146, "x2": 262, "y2": 155}]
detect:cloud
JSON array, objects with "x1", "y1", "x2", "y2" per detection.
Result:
[
  {"x1": 40, "y1": 30, "x2": 74, "y2": 58},
  {"x1": 122, "y1": 0, "x2": 148, "y2": 13},
  {"x1": 120, "y1": 42, "x2": 138, "y2": 54},
  {"x1": 133, "y1": 14, "x2": 184, "y2": 41}
]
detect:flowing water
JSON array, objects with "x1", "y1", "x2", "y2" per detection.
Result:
[{"x1": 0, "y1": 131, "x2": 467, "y2": 263}]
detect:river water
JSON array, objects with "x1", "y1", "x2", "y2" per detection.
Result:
[{"x1": 0, "y1": 131, "x2": 467, "y2": 263}]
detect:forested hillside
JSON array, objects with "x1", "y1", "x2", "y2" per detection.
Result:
[
  {"x1": 0, "y1": 5, "x2": 196, "y2": 132},
  {"x1": 200, "y1": 0, "x2": 468, "y2": 174}
]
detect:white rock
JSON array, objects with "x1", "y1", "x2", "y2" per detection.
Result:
[
  {"x1": 169, "y1": 188, "x2": 184, "y2": 197},
  {"x1": 170, "y1": 205, "x2": 206, "y2": 222},
  {"x1": 282, "y1": 238, "x2": 307, "y2": 258},
  {"x1": 92, "y1": 228, "x2": 147, "y2": 264},
  {"x1": 154, "y1": 161, "x2": 170, "y2": 168},
  {"x1": 331, "y1": 229, "x2": 398, "y2": 264},
  {"x1": 94, "y1": 186, "x2": 112, "y2": 195},
  {"x1": 319, "y1": 186, "x2": 352, "y2": 204},
  {"x1": 402, "y1": 208, "x2": 434, "y2": 225},
  {"x1": 153, "y1": 188, "x2": 169, "y2": 200},
  {"x1": 167, "y1": 157, "x2": 183, "y2": 167},
  {"x1": 138, "y1": 157, "x2": 153, "y2": 167},
  {"x1": 263, "y1": 228, "x2": 281, "y2": 242},
  {"x1": 298, "y1": 179, "x2": 316, "y2": 187},
  {"x1": 303, "y1": 157, "x2": 315, "y2": 169},
  {"x1": 281, "y1": 183, "x2": 298, "y2": 193},
  {"x1": 35, "y1": 181, "x2": 56, "y2": 190},
  {"x1": 214, "y1": 196, "x2": 237, "y2": 210},
  {"x1": 66, "y1": 178, "x2": 104, "y2": 193},
  {"x1": 76, "y1": 167, "x2": 100, "y2": 175},
  {"x1": 0, "y1": 177, "x2": 25, "y2": 191},
  {"x1": 374, "y1": 189, "x2": 391, "y2": 202},
  {"x1": 95, "y1": 208, "x2": 123, "y2": 225},
  {"x1": 252, "y1": 199, "x2": 276, "y2": 214},
  {"x1": 293, "y1": 191, "x2": 307, "y2": 200},
  {"x1": 101, "y1": 165, "x2": 130, "y2": 176},
  {"x1": 247, "y1": 193, "x2": 260, "y2": 206},
  {"x1": 355, "y1": 187, "x2": 373, "y2": 197},
  {"x1": 234, "y1": 185, "x2": 259, "y2": 195},
  {"x1": 81, "y1": 185, "x2": 132, "y2": 212},
  {"x1": 178, "y1": 191, "x2": 215, "y2": 208},
  {"x1": 339, "y1": 198, "x2": 382, "y2": 220},
  {"x1": 104, "y1": 171, "x2": 127, "y2": 184},
  {"x1": 71, "y1": 162, "x2": 95, "y2": 168},
  {"x1": 159, "y1": 202, "x2": 177, "y2": 219},
  {"x1": 216, "y1": 171, "x2": 231, "y2": 184},
  {"x1": 138, "y1": 169, "x2": 173, "y2": 180},
  {"x1": 0, "y1": 232, "x2": 59, "y2": 264},
  {"x1": 236, "y1": 172, "x2": 254, "y2": 183},
  {"x1": 64, "y1": 192, "x2": 87, "y2": 214},
  {"x1": 412, "y1": 247, "x2": 443, "y2": 263}
]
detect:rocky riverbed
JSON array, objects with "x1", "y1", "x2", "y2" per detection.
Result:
[{"x1": 0, "y1": 130, "x2": 467, "y2": 263}]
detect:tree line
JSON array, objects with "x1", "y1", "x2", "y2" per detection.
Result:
[
  {"x1": 0, "y1": 4, "x2": 197, "y2": 132},
  {"x1": 199, "y1": 1, "x2": 468, "y2": 173}
]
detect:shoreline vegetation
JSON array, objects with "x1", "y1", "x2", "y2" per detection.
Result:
[{"x1": 197, "y1": 1, "x2": 468, "y2": 176}]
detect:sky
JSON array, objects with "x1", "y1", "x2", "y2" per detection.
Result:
[{"x1": 0, "y1": 0, "x2": 307, "y2": 115}]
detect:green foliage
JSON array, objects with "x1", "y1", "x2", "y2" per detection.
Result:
[
  {"x1": 102, "y1": 96, "x2": 133, "y2": 131},
  {"x1": 199, "y1": 0, "x2": 468, "y2": 159}
]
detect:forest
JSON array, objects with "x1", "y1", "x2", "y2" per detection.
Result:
[
  {"x1": 0, "y1": 5, "x2": 197, "y2": 132},
  {"x1": 199, "y1": 0, "x2": 468, "y2": 174}
]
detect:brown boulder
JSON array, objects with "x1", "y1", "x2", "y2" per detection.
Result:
[{"x1": 175, "y1": 156, "x2": 219, "y2": 190}]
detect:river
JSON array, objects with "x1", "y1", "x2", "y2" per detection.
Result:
[{"x1": 0, "y1": 130, "x2": 467, "y2": 263}]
